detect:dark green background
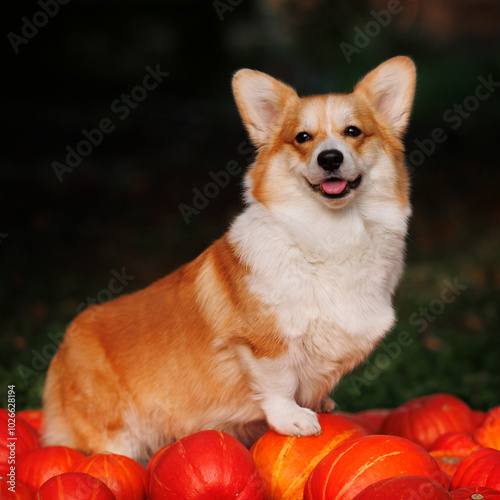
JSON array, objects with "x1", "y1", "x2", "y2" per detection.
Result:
[{"x1": 1, "y1": 0, "x2": 499, "y2": 412}]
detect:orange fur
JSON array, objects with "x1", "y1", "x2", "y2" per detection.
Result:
[{"x1": 43, "y1": 57, "x2": 416, "y2": 463}]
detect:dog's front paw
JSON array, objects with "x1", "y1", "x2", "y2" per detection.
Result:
[{"x1": 266, "y1": 402, "x2": 322, "y2": 438}]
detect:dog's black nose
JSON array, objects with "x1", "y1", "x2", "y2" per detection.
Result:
[{"x1": 317, "y1": 149, "x2": 343, "y2": 171}]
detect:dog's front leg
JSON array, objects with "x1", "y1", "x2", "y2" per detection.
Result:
[{"x1": 236, "y1": 346, "x2": 322, "y2": 437}]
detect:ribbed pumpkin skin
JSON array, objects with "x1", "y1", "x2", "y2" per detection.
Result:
[
  {"x1": 70, "y1": 453, "x2": 147, "y2": 500},
  {"x1": 17, "y1": 446, "x2": 85, "y2": 492},
  {"x1": 304, "y1": 434, "x2": 446, "y2": 500},
  {"x1": 351, "y1": 475, "x2": 452, "y2": 499},
  {"x1": 0, "y1": 409, "x2": 40, "y2": 477},
  {"x1": 431, "y1": 432, "x2": 481, "y2": 453},
  {"x1": 0, "y1": 477, "x2": 34, "y2": 500},
  {"x1": 475, "y1": 407, "x2": 500, "y2": 450},
  {"x1": 450, "y1": 486, "x2": 500, "y2": 499},
  {"x1": 381, "y1": 394, "x2": 475, "y2": 450},
  {"x1": 146, "y1": 445, "x2": 171, "y2": 478},
  {"x1": 250, "y1": 413, "x2": 366, "y2": 499},
  {"x1": 450, "y1": 448, "x2": 500, "y2": 491},
  {"x1": 36, "y1": 472, "x2": 116, "y2": 500},
  {"x1": 149, "y1": 430, "x2": 267, "y2": 500}
]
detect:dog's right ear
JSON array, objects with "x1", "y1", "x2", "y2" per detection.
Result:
[{"x1": 232, "y1": 69, "x2": 298, "y2": 148}]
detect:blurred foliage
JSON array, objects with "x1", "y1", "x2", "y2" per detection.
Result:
[{"x1": 1, "y1": 0, "x2": 499, "y2": 411}]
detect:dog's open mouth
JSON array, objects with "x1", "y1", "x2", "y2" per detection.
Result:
[{"x1": 308, "y1": 175, "x2": 362, "y2": 199}]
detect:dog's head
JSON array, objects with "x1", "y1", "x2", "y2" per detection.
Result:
[{"x1": 232, "y1": 57, "x2": 416, "y2": 211}]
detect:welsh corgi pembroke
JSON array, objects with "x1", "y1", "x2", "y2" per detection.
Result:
[{"x1": 43, "y1": 56, "x2": 416, "y2": 463}]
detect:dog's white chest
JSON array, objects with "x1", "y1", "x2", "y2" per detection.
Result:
[{"x1": 230, "y1": 201, "x2": 407, "y2": 342}]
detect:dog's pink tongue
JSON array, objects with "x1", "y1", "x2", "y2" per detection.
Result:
[{"x1": 321, "y1": 179, "x2": 347, "y2": 195}]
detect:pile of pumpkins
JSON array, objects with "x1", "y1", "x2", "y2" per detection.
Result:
[{"x1": 1, "y1": 393, "x2": 500, "y2": 499}]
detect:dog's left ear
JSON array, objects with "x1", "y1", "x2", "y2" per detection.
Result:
[
  {"x1": 232, "y1": 69, "x2": 298, "y2": 148},
  {"x1": 354, "y1": 56, "x2": 416, "y2": 138}
]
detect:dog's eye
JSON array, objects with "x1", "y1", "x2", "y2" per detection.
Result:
[
  {"x1": 295, "y1": 132, "x2": 312, "y2": 143},
  {"x1": 344, "y1": 126, "x2": 362, "y2": 137}
]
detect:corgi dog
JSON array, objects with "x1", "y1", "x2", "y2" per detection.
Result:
[{"x1": 43, "y1": 56, "x2": 416, "y2": 463}]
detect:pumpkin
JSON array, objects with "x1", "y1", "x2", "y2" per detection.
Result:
[
  {"x1": 450, "y1": 448, "x2": 500, "y2": 491},
  {"x1": 149, "y1": 430, "x2": 267, "y2": 500},
  {"x1": 17, "y1": 446, "x2": 85, "y2": 492},
  {"x1": 0, "y1": 409, "x2": 40, "y2": 477},
  {"x1": 351, "y1": 475, "x2": 452, "y2": 499},
  {"x1": 450, "y1": 486, "x2": 500, "y2": 499},
  {"x1": 251, "y1": 413, "x2": 366, "y2": 499},
  {"x1": 304, "y1": 434, "x2": 446, "y2": 500},
  {"x1": 381, "y1": 394, "x2": 475, "y2": 450},
  {"x1": 70, "y1": 453, "x2": 147, "y2": 500},
  {"x1": 431, "y1": 432, "x2": 481, "y2": 453},
  {"x1": 0, "y1": 477, "x2": 34, "y2": 500},
  {"x1": 472, "y1": 411, "x2": 488, "y2": 428},
  {"x1": 16, "y1": 411, "x2": 44, "y2": 434},
  {"x1": 146, "y1": 445, "x2": 171, "y2": 478},
  {"x1": 332, "y1": 412, "x2": 375, "y2": 434},
  {"x1": 36, "y1": 472, "x2": 116, "y2": 500},
  {"x1": 354, "y1": 409, "x2": 392, "y2": 434},
  {"x1": 474, "y1": 407, "x2": 500, "y2": 450},
  {"x1": 430, "y1": 449, "x2": 471, "y2": 477}
]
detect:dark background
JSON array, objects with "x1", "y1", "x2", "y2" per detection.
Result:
[{"x1": 1, "y1": 0, "x2": 499, "y2": 411}]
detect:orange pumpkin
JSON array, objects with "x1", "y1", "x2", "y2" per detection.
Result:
[
  {"x1": 472, "y1": 410, "x2": 488, "y2": 428},
  {"x1": 450, "y1": 448, "x2": 500, "y2": 491},
  {"x1": 17, "y1": 446, "x2": 85, "y2": 492},
  {"x1": 304, "y1": 434, "x2": 446, "y2": 500},
  {"x1": 150, "y1": 430, "x2": 267, "y2": 499},
  {"x1": 352, "y1": 475, "x2": 452, "y2": 499},
  {"x1": 450, "y1": 486, "x2": 500, "y2": 499},
  {"x1": 70, "y1": 453, "x2": 147, "y2": 500},
  {"x1": 0, "y1": 477, "x2": 34, "y2": 500},
  {"x1": 381, "y1": 394, "x2": 475, "y2": 450},
  {"x1": 431, "y1": 432, "x2": 481, "y2": 454},
  {"x1": 146, "y1": 445, "x2": 171, "y2": 478},
  {"x1": 475, "y1": 406, "x2": 500, "y2": 450},
  {"x1": 36, "y1": 472, "x2": 116, "y2": 500},
  {"x1": 251, "y1": 413, "x2": 366, "y2": 499},
  {"x1": 0, "y1": 409, "x2": 40, "y2": 477}
]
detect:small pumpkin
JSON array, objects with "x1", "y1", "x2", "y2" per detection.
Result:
[
  {"x1": 474, "y1": 407, "x2": 500, "y2": 450},
  {"x1": 251, "y1": 413, "x2": 366, "y2": 499},
  {"x1": 431, "y1": 432, "x2": 481, "y2": 454},
  {"x1": 0, "y1": 477, "x2": 34, "y2": 500},
  {"x1": 304, "y1": 434, "x2": 446, "y2": 500},
  {"x1": 150, "y1": 430, "x2": 267, "y2": 500},
  {"x1": 17, "y1": 446, "x2": 85, "y2": 492},
  {"x1": 352, "y1": 475, "x2": 452, "y2": 499},
  {"x1": 146, "y1": 445, "x2": 171, "y2": 478},
  {"x1": 450, "y1": 486, "x2": 500, "y2": 499},
  {"x1": 0, "y1": 409, "x2": 40, "y2": 477},
  {"x1": 381, "y1": 393, "x2": 475, "y2": 450},
  {"x1": 70, "y1": 453, "x2": 147, "y2": 500},
  {"x1": 450, "y1": 447, "x2": 500, "y2": 491},
  {"x1": 36, "y1": 472, "x2": 116, "y2": 500}
]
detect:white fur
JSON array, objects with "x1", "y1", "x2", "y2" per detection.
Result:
[{"x1": 228, "y1": 145, "x2": 409, "y2": 435}]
